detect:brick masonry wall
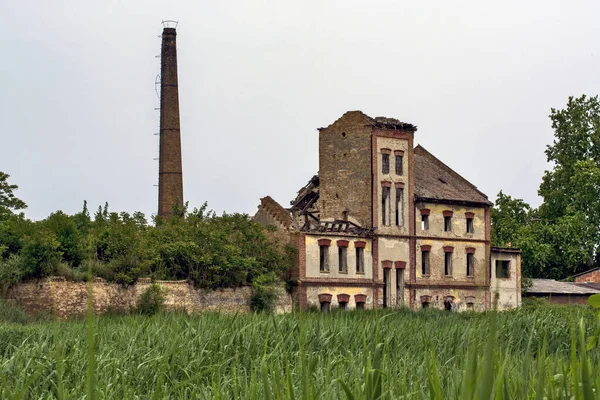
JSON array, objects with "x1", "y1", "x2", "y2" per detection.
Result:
[
  {"x1": 6, "y1": 278, "x2": 292, "y2": 319},
  {"x1": 575, "y1": 270, "x2": 600, "y2": 283}
]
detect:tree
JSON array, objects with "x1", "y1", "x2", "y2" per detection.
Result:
[
  {"x1": 538, "y1": 95, "x2": 600, "y2": 273},
  {"x1": 0, "y1": 172, "x2": 27, "y2": 219}
]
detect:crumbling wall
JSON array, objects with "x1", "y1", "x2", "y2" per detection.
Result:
[{"x1": 6, "y1": 278, "x2": 292, "y2": 319}]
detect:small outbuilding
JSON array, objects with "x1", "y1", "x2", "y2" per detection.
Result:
[{"x1": 525, "y1": 279, "x2": 600, "y2": 305}]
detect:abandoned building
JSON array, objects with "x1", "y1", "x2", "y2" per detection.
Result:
[{"x1": 255, "y1": 111, "x2": 522, "y2": 311}]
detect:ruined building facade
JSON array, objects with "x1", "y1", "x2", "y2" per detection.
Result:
[{"x1": 255, "y1": 111, "x2": 521, "y2": 311}]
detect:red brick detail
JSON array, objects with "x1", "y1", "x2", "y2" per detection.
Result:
[
  {"x1": 466, "y1": 247, "x2": 476, "y2": 254},
  {"x1": 395, "y1": 182, "x2": 405, "y2": 188},
  {"x1": 381, "y1": 181, "x2": 392, "y2": 188},
  {"x1": 575, "y1": 269, "x2": 600, "y2": 283},
  {"x1": 354, "y1": 241, "x2": 366, "y2": 248},
  {"x1": 337, "y1": 294, "x2": 350, "y2": 303},
  {"x1": 318, "y1": 293, "x2": 332, "y2": 303},
  {"x1": 395, "y1": 261, "x2": 406, "y2": 269},
  {"x1": 443, "y1": 210, "x2": 454, "y2": 217},
  {"x1": 420, "y1": 208, "x2": 430, "y2": 216},
  {"x1": 394, "y1": 150, "x2": 405, "y2": 156},
  {"x1": 443, "y1": 246, "x2": 454, "y2": 253},
  {"x1": 421, "y1": 245, "x2": 432, "y2": 252},
  {"x1": 380, "y1": 148, "x2": 392, "y2": 154},
  {"x1": 354, "y1": 294, "x2": 367, "y2": 303},
  {"x1": 420, "y1": 295, "x2": 431, "y2": 303},
  {"x1": 336, "y1": 240, "x2": 349, "y2": 247},
  {"x1": 382, "y1": 260, "x2": 393, "y2": 269},
  {"x1": 465, "y1": 212, "x2": 475, "y2": 219},
  {"x1": 318, "y1": 239, "x2": 331, "y2": 246}
]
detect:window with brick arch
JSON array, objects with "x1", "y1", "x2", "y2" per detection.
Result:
[
  {"x1": 444, "y1": 252, "x2": 453, "y2": 276},
  {"x1": 338, "y1": 246, "x2": 347, "y2": 273},
  {"x1": 319, "y1": 245, "x2": 329, "y2": 272},
  {"x1": 467, "y1": 253, "x2": 474, "y2": 277},
  {"x1": 395, "y1": 187, "x2": 404, "y2": 227},
  {"x1": 356, "y1": 247, "x2": 365, "y2": 274}
]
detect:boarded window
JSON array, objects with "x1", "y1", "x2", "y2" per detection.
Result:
[
  {"x1": 356, "y1": 247, "x2": 365, "y2": 274},
  {"x1": 382, "y1": 154, "x2": 390, "y2": 174},
  {"x1": 338, "y1": 246, "x2": 347, "y2": 273},
  {"x1": 422, "y1": 215, "x2": 429, "y2": 230},
  {"x1": 422, "y1": 251, "x2": 430, "y2": 275},
  {"x1": 395, "y1": 187, "x2": 404, "y2": 226},
  {"x1": 467, "y1": 253, "x2": 474, "y2": 277},
  {"x1": 444, "y1": 252, "x2": 452, "y2": 276},
  {"x1": 495, "y1": 260, "x2": 510, "y2": 278},
  {"x1": 466, "y1": 217, "x2": 474, "y2": 233},
  {"x1": 444, "y1": 216, "x2": 452, "y2": 232},
  {"x1": 395, "y1": 155, "x2": 403, "y2": 175},
  {"x1": 382, "y1": 187, "x2": 391, "y2": 226},
  {"x1": 319, "y1": 245, "x2": 329, "y2": 272}
]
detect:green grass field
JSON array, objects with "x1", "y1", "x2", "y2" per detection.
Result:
[{"x1": 1, "y1": 304, "x2": 600, "y2": 399}]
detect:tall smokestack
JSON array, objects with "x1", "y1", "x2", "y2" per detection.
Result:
[{"x1": 158, "y1": 25, "x2": 184, "y2": 219}]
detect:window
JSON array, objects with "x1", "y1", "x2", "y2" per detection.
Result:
[
  {"x1": 382, "y1": 154, "x2": 390, "y2": 174},
  {"x1": 338, "y1": 246, "x2": 347, "y2": 273},
  {"x1": 356, "y1": 302, "x2": 365, "y2": 310},
  {"x1": 319, "y1": 245, "x2": 329, "y2": 272},
  {"x1": 320, "y1": 301, "x2": 330, "y2": 312},
  {"x1": 421, "y1": 296, "x2": 431, "y2": 309},
  {"x1": 421, "y1": 214, "x2": 429, "y2": 230},
  {"x1": 356, "y1": 247, "x2": 365, "y2": 274},
  {"x1": 467, "y1": 253, "x2": 474, "y2": 277},
  {"x1": 495, "y1": 260, "x2": 510, "y2": 278},
  {"x1": 444, "y1": 252, "x2": 452, "y2": 276},
  {"x1": 466, "y1": 302, "x2": 474, "y2": 310},
  {"x1": 466, "y1": 217, "x2": 474, "y2": 233},
  {"x1": 395, "y1": 187, "x2": 404, "y2": 226},
  {"x1": 339, "y1": 301, "x2": 347, "y2": 310},
  {"x1": 444, "y1": 216, "x2": 452, "y2": 232},
  {"x1": 381, "y1": 186, "x2": 391, "y2": 226},
  {"x1": 422, "y1": 302, "x2": 430, "y2": 309},
  {"x1": 395, "y1": 155, "x2": 403, "y2": 175},
  {"x1": 421, "y1": 250, "x2": 430, "y2": 275}
]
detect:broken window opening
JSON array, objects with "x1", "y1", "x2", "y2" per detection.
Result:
[
  {"x1": 466, "y1": 217, "x2": 474, "y2": 233},
  {"x1": 444, "y1": 252, "x2": 452, "y2": 276},
  {"x1": 395, "y1": 187, "x2": 404, "y2": 227},
  {"x1": 422, "y1": 250, "x2": 430, "y2": 275},
  {"x1": 339, "y1": 301, "x2": 348, "y2": 310},
  {"x1": 356, "y1": 302, "x2": 365, "y2": 310},
  {"x1": 338, "y1": 246, "x2": 348, "y2": 273},
  {"x1": 467, "y1": 253, "x2": 474, "y2": 277},
  {"x1": 421, "y1": 214, "x2": 429, "y2": 230},
  {"x1": 382, "y1": 187, "x2": 391, "y2": 226},
  {"x1": 382, "y1": 153, "x2": 390, "y2": 174},
  {"x1": 319, "y1": 245, "x2": 329, "y2": 272},
  {"x1": 395, "y1": 155, "x2": 403, "y2": 175},
  {"x1": 444, "y1": 216, "x2": 452, "y2": 232},
  {"x1": 495, "y1": 260, "x2": 510, "y2": 278},
  {"x1": 320, "y1": 301, "x2": 330, "y2": 312},
  {"x1": 356, "y1": 247, "x2": 365, "y2": 274}
]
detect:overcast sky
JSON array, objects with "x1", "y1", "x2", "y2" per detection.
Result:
[{"x1": 2, "y1": 1, "x2": 599, "y2": 221}]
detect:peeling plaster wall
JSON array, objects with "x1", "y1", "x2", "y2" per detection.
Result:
[
  {"x1": 490, "y1": 251, "x2": 521, "y2": 310},
  {"x1": 6, "y1": 278, "x2": 292, "y2": 319},
  {"x1": 375, "y1": 136, "x2": 410, "y2": 236},
  {"x1": 416, "y1": 202, "x2": 485, "y2": 241},
  {"x1": 413, "y1": 289, "x2": 487, "y2": 311},
  {"x1": 377, "y1": 237, "x2": 410, "y2": 307},
  {"x1": 415, "y1": 240, "x2": 486, "y2": 284},
  {"x1": 304, "y1": 235, "x2": 373, "y2": 279},
  {"x1": 306, "y1": 286, "x2": 373, "y2": 309}
]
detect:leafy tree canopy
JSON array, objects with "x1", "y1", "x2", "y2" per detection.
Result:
[{"x1": 0, "y1": 172, "x2": 27, "y2": 219}]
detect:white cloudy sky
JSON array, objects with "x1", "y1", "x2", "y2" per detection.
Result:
[{"x1": 2, "y1": 1, "x2": 599, "y2": 220}]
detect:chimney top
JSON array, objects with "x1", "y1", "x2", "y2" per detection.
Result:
[{"x1": 163, "y1": 27, "x2": 177, "y2": 36}]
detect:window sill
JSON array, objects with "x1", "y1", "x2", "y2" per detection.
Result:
[
  {"x1": 421, "y1": 274, "x2": 430, "y2": 278},
  {"x1": 356, "y1": 272, "x2": 365, "y2": 275},
  {"x1": 339, "y1": 271, "x2": 348, "y2": 274},
  {"x1": 320, "y1": 270, "x2": 330, "y2": 274},
  {"x1": 466, "y1": 275, "x2": 475, "y2": 279},
  {"x1": 444, "y1": 275, "x2": 453, "y2": 278}
]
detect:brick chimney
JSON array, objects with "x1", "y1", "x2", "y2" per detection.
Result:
[{"x1": 158, "y1": 26, "x2": 184, "y2": 219}]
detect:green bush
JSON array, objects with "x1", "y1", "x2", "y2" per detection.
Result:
[
  {"x1": 0, "y1": 299, "x2": 30, "y2": 324},
  {"x1": 0, "y1": 254, "x2": 25, "y2": 295},
  {"x1": 250, "y1": 275, "x2": 278, "y2": 313},
  {"x1": 137, "y1": 283, "x2": 166, "y2": 315}
]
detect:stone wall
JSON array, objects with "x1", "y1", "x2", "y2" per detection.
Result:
[{"x1": 5, "y1": 277, "x2": 292, "y2": 319}]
